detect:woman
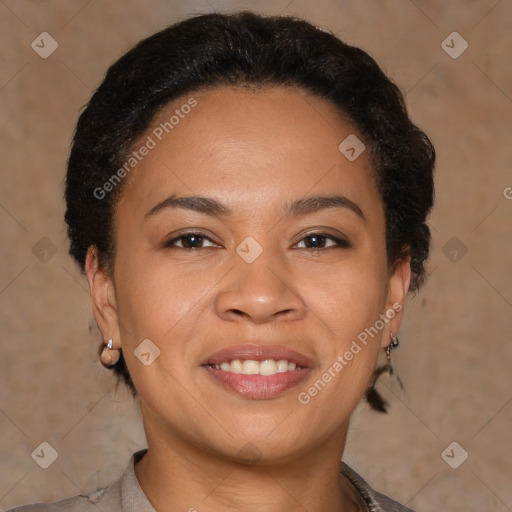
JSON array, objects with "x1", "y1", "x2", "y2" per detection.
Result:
[{"x1": 9, "y1": 10, "x2": 434, "y2": 512}]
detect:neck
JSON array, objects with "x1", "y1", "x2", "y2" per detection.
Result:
[{"x1": 134, "y1": 409, "x2": 362, "y2": 512}]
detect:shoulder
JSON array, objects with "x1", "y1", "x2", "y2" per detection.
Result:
[
  {"x1": 4, "y1": 493, "x2": 100, "y2": 512},
  {"x1": 369, "y1": 489, "x2": 415, "y2": 512},
  {"x1": 4, "y1": 485, "x2": 120, "y2": 512},
  {"x1": 5, "y1": 477, "x2": 120, "y2": 512},
  {"x1": 340, "y1": 461, "x2": 415, "y2": 512},
  {"x1": 4, "y1": 451, "x2": 143, "y2": 512}
]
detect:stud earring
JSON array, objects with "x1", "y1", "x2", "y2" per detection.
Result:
[{"x1": 100, "y1": 338, "x2": 121, "y2": 367}]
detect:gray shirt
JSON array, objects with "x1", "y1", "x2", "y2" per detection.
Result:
[{"x1": 6, "y1": 450, "x2": 414, "y2": 512}]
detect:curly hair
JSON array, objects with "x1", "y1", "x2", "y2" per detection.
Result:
[{"x1": 65, "y1": 11, "x2": 435, "y2": 409}]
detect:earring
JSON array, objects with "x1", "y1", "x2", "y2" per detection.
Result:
[
  {"x1": 365, "y1": 332, "x2": 404, "y2": 413},
  {"x1": 100, "y1": 338, "x2": 121, "y2": 367},
  {"x1": 385, "y1": 332, "x2": 403, "y2": 389},
  {"x1": 386, "y1": 332, "x2": 400, "y2": 361}
]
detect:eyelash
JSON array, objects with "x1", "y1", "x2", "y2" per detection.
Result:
[{"x1": 163, "y1": 231, "x2": 350, "y2": 250}]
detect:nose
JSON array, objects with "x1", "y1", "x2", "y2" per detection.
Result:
[{"x1": 214, "y1": 245, "x2": 307, "y2": 325}]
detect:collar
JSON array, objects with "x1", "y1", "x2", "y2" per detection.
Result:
[{"x1": 118, "y1": 449, "x2": 155, "y2": 511}]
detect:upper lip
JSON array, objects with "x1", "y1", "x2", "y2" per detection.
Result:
[{"x1": 202, "y1": 344, "x2": 313, "y2": 368}]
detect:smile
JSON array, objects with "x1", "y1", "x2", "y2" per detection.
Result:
[{"x1": 202, "y1": 344, "x2": 313, "y2": 399}]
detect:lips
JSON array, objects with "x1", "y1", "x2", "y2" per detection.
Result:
[{"x1": 201, "y1": 344, "x2": 313, "y2": 400}]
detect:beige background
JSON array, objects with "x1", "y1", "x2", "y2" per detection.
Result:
[{"x1": 1, "y1": 1, "x2": 511, "y2": 511}]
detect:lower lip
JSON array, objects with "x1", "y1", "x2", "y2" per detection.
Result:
[{"x1": 203, "y1": 366, "x2": 311, "y2": 399}]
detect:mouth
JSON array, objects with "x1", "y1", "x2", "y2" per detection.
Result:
[{"x1": 201, "y1": 344, "x2": 313, "y2": 399}]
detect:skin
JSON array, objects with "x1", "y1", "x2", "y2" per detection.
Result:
[{"x1": 86, "y1": 86, "x2": 411, "y2": 512}]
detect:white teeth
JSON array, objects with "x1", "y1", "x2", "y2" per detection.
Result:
[
  {"x1": 212, "y1": 359, "x2": 302, "y2": 375},
  {"x1": 230, "y1": 359, "x2": 243, "y2": 373},
  {"x1": 259, "y1": 359, "x2": 277, "y2": 375},
  {"x1": 276, "y1": 359, "x2": 289, "y2": 373},
  {"x1": 242, "y1": 360, "x2": 260, "y2": 375}
]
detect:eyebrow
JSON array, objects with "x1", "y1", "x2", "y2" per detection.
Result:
[{"x1": 145, "y1": 193, "x2": 364, "y2": 220}]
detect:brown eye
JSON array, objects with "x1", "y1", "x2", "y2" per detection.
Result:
[
  {"x1": 164, "y1": 232, "x2": 218, "y2": 249},
  {"x1": 296, "y1": 233, "x2": 350, "y2": 250}
]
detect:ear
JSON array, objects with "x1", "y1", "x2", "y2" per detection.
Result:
[
  {"x1": 381, "y1": 253, "x2": 412, "y2": 348},
  {"x1": 85, "y1": 246, "x2": 121, "y2": 350}
]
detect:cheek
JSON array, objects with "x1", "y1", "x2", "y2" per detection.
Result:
[
  {"x1": 299, "y1": 254, "x2": 388, "y2": 394},
  {"x1": 112, "y1": 259, "x2": 209, "y2": 409},
  {"x1": 300, "y1": 256, "x2": 388, "y2": 339},
  {"x1": 296, "y1": 276, "x2": 386, "y2": 425},
  {"x1": 114, "y1": 258, "x2": 208, "y2": 344}
]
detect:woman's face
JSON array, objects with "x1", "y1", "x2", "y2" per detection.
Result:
[{"x1": 88, "y1": 86, "x2": 409, "y2": 463}]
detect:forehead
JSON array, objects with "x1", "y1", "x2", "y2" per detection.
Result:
[{"x1": 117, "y1": 85, "x2": 381, "y2": 220}]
